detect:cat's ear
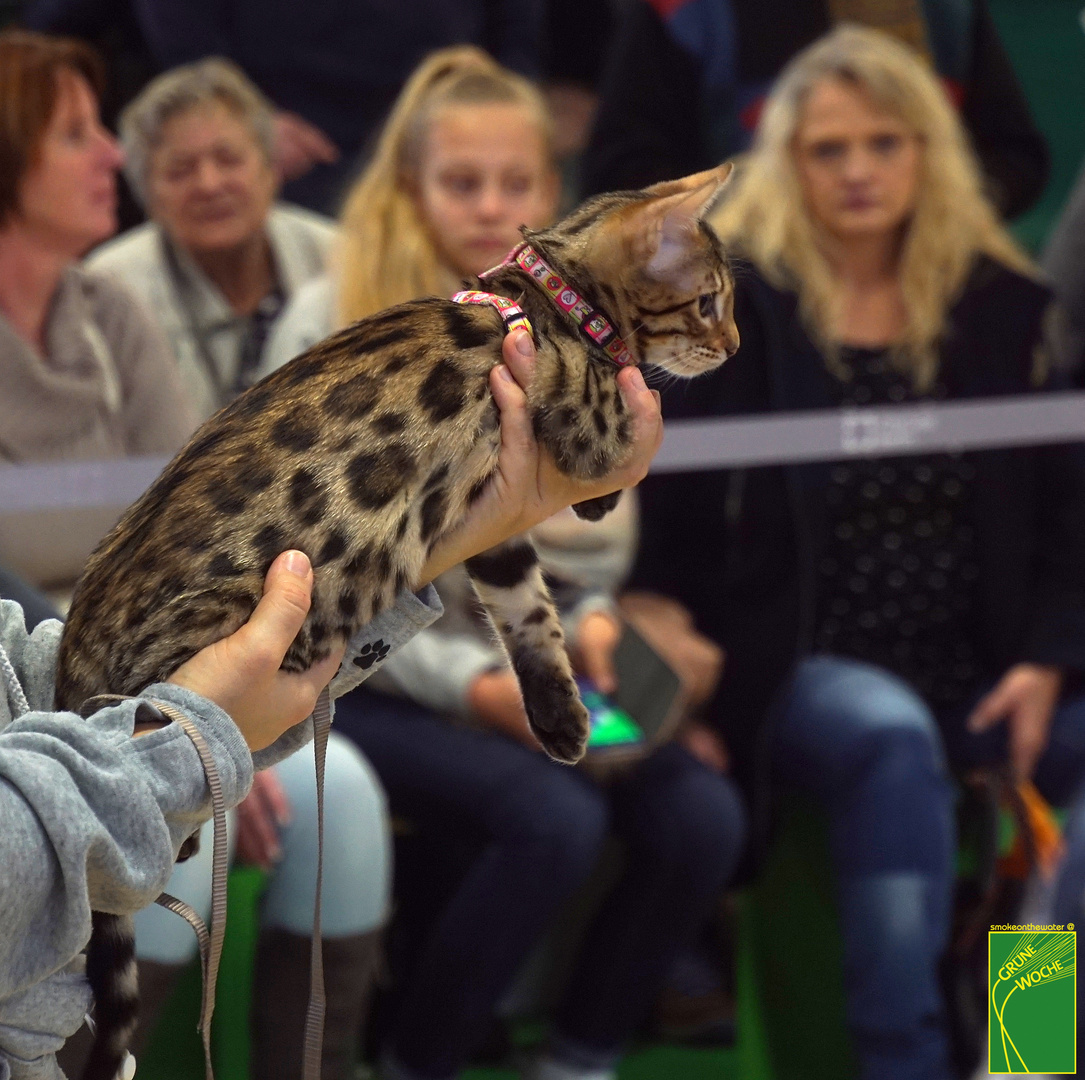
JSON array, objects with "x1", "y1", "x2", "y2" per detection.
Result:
[
  {"x1": 643, "y1": 164, "x2": 733, "y2": 287},
  {"x1": 642, "y1": 163, "x2": 733, "y2": 205}
]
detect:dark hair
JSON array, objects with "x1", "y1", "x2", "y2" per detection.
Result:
[{"x1": 0, "y1": 30, "x2": 105, "y2": 224}]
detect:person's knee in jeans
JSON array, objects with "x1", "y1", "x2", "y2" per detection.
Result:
[
  {"x1": 619, "y1": 742, "x2": 747, "y2": 897},
  {"x1": 493, "y1": 759, "x2": 609, "y2": 883},
  {"x1": 782, "y1": 656, "x2": 954, "y2": 876},
  {"x1": 383, "y1": 751, "x2": 609, "y2": 1080},
  {"x1": 779, "y1": 657, "x2": 955, "y2": 1079},
  {"x1": 547, "y1": 744, "x2": 747, "y2": 1071},
  {"x1": 262, "y1": 732, "x2": 391, "y2": 935}
]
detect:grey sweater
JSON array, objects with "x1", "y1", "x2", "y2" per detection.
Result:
[
  {"x1": 0, "y1": 266, "x2": 197, "y2": 464},
  {"x1": 87, "y1": 206, "x2": 335, "y2": 421},
  {"x1": 0, "y1": 585, "x2": 442, "y2": 1080}
]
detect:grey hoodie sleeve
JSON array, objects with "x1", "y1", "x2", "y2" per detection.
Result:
[
  {"x1": 0, "y1": 585, "x2": 442, "y2": 1070},
  {"x1": 0, "y1": 582, "x2": 443, "y2": 950},
  {"x1": 0, "y1": 601, "x2": 252, "y2": 1010}
]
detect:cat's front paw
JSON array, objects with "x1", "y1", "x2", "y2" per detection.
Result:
[
  {"x1": 513, "y1": 653, "x2": 589, "y2": 764},
  {"x1": 528, "y1": 697, "x2": 590, "y2": 764},
  {"x1": 571, "y1": 492, "x2": 621, "y2": 521}
]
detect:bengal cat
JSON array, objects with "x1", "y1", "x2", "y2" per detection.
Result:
[{"x1": 54, "y1": 164, "x2": 737, "y2": 1080}]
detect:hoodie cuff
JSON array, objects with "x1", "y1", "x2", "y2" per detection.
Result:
[{"x1": 253, "y1": 585, "x2": 445, "y2": 770}]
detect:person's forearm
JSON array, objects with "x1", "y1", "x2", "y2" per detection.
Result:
[
  {"x1": 380, "y1": 628, "x2": 500, "y2": 717},
  {"x1": 417, "y1": 516, "x2": 515, "y2": 587},
  {"x1": 0, "y1": 694, "x2": 251, "y2": 920}
]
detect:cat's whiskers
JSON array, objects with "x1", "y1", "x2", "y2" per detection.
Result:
[{"x1": 641, "y1": 364, "x2": 684, "y2": 391}]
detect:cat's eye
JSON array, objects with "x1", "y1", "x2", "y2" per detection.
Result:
[{"x1": 698, "y1": 294, "x2": 716, "y2": 319}]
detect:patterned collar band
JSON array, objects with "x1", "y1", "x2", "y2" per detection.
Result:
[
  {"x1": 479, "y1": 242, "x2": 635, "y2": 367},
  {"x1": 450, "y1": 289, "x2": 533, "y2": 337}
]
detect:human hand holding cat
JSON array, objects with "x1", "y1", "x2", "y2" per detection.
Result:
[
  {"x1": 419, "y1": 329, "x2": 664, "y2": 585},
  {"x1": 167, "y1": 550, "x2": 343, "y2": 751}
]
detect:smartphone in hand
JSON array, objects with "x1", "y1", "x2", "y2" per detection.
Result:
[{"x1": 580, "y1": 622, "x2": 685, "y2": 762}]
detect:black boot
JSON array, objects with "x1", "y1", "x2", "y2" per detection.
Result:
[{"x1": 251, "y1": 927, "x2": 383, "y2": 1080}]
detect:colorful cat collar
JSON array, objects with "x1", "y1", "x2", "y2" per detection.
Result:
[
  {"x1": 450, "y1": 289, "x2": 533, "y2": 337},
  {"x1": 479, "y1": 242, "x2": 635, "y2": 368}
]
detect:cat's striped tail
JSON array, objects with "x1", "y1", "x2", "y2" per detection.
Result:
[{"x1": 82, "y1": 911, "x2": 139, "y2": 1080}]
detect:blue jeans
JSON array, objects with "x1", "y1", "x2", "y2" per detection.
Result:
[
  {"x1": 777, "y1": 656, "x2": 1085, "y2": 1080},
  {"x1": 334, "y1": 686, "x2": 747, "y2": 1080}
]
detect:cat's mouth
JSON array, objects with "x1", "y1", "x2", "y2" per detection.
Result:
[{"x1": 646, "y1": 344, "x2": 735, "y2": 377}]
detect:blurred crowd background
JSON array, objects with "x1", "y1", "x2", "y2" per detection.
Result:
[{"x1": 2, "y1": 3, "x2": 1085, "y2": 1080}]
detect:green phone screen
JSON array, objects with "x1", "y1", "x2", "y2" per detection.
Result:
[{"x1": 580, "y1": 683, "x2": 645, "y2": 747}]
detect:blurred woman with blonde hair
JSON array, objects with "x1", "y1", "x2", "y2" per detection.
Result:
[
  {"x1": 712, "y1": 22, "x2": 1034, "y2": 390},
  {"x1": 630, "y1": 25, "x2": 1085, "y2": 1080},
  {"x1": 265, "y1": 44, "x2": 747, "y2": 1080}
]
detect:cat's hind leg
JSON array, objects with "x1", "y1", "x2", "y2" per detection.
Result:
[{"x1": 465, "y1": 539, "x2": 589, "y2": 764}]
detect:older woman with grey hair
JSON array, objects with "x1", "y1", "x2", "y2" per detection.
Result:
[{"x1": 87, "y1": 57, "x2": 334, "y2": 420}]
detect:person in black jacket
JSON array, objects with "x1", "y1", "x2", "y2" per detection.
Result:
[
  {"x1": 583, "y1": 0, "x2": 1048, "y2": 220},
  {"x1": 628, "y1": 27, "x2": 1085, "y2": 1080}
]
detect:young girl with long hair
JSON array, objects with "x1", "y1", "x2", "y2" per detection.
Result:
[
  {"x1": 264, "y1": 45, "x2": 558, "y2": 365},
  {"x1": 267, "y1": 45, "x2": 746, "y2": 1080}
]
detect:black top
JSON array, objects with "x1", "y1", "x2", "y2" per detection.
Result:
[
  {"x1": 628, "y1": 258, "x2": 1085, "y2": 786},
  {"x1": 814, "y1": 348, "x2": 981, "y2": 705}
]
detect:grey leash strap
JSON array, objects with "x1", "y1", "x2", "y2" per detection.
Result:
[
  {"x1": 137, "y1": 690, "x2": 330, "y2": 1080},
  {"x1": 151, "y1": 702, "x2": 230, "y2": 1080},
  {"x1": 301, "y1": 686, "x2": 333, "y2": 1080}
]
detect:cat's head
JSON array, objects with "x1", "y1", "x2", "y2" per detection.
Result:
[{"x1": 525, "y1": 165, "x2": 739, "y2": 376}]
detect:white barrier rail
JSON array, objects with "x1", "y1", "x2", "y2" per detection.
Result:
[
  {"x1": 0, "y1": 455, "x2": 170, "y2": 512},
  {"x1": 652, "y1": 390, "x2": 1085, "y2": 472},
  {"x1": 1, "y1": 392, "x2": 1085, "y2": 512}
]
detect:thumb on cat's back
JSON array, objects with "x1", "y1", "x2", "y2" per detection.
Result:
[
  {"x1": 250, "y1": 550, "x2": 314, "y2": 660},
  {"x1": 617, "y1": 366, "x2": 664, "y2": 466}
]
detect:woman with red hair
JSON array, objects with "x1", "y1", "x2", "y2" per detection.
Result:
[{"x1": 0, "y1": 29, "x2": 196, "y2": 463}]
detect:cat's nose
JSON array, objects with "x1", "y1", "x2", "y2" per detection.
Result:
[{"x1": 721, "y1": 325, "x2": 740, "y2": 358}]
